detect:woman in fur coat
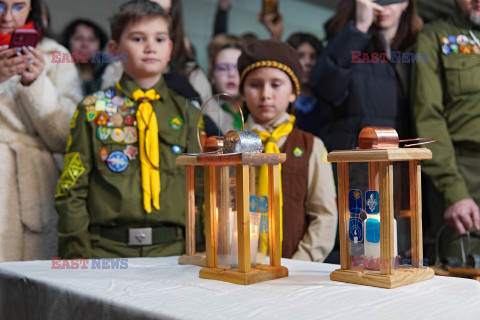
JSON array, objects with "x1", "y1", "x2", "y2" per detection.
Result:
[{"x1": 0, "y1": 0, "x2": 82, "y2": 261}]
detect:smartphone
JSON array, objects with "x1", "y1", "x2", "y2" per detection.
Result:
[
  {"x1": 9, "y1": 29, "x2": 39, "y2": 49},
  {"x1": 262, "y1": 0, "x2": 278, "y2": 16}
]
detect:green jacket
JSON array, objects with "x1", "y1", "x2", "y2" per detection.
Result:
[
  {"x1": 55, "y1": 73, "x2": 201, "y2": 258},
  {"x1": 413, "y1": 15, "x2": 480, "y2": 208}
]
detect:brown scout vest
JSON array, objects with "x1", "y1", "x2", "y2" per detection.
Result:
[{"x1": 279, "y1": 128, "x2": 314, "y2": 258}]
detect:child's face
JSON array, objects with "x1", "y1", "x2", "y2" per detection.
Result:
[
  {"x1": 210, "y1": 48, "x2": 241, "y2": 98},
  {"x1": 109, "y1": 17, "x2": 172, "y2": 81},
  {"x1": 69, "y1": 24, "x2": 100, "y2": 61},
  {"x1": 296, "y1": 42, "x2": 317, "y2": 85},
  {"x1": 242, "y1": 67, "x2": 296, "y2": 126}
]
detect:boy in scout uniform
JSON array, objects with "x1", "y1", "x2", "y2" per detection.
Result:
[
  {"x1": 55, "y1": 0, "x2": 201, "y2": 258},
  {"x1": 413, "y1": 0, "x2": 480, "y2": 264}
]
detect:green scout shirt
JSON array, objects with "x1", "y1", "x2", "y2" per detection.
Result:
[
  {"x1": 413, "y1": 15, "x2": 480, "y2": 208},
  {"x1": 55, "y1": 73, "x2": 201, "y2": 258}
]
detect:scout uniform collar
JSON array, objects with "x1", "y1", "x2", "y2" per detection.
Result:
[
  {"x1": 246, "y1": 112, "x2": 294, "y2": 133},
  {"x1": 116, "y1": 73, "x2": 168, "y2": 102}
]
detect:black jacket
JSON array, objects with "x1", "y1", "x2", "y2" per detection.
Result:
[{"x1": 310, "y1": 21, "x2": 412, "y2": 152}]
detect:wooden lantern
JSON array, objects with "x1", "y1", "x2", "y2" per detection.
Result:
[
  {"x1": 327, "y1": 127, "x2": 435, "y2": 289},
  {"x1": 176, "y1": 153, "x2": 289, "y2": 285}
]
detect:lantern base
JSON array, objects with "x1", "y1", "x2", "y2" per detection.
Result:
[
  {"x1": 199, "y1": 264, "x2": 288, "y2": 285},
  {"x1": 178, "y1": 252, "x2": 207, "y2": 267},
  {"x1": 330, "y1": 267, "x2": 434, "y2": 289}
]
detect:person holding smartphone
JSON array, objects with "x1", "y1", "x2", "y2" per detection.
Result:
[{"x1": 0, "y1": 0, "x2": 82, "y2": 262}]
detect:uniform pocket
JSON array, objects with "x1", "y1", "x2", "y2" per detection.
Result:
[
  {"x1": 94, "y1": 141, "x2": 140, "y2": 177},
  {"x1": 444, "y1": 56, "x2": 480, "y2": 97}
]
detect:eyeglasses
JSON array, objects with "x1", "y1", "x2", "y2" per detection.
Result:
[
  {"x1": 214, "y1": 63, "x2": 238, "y2": 73},
  {"x1": 0, "y1": 3, "x2": 28, "y2": 16}
]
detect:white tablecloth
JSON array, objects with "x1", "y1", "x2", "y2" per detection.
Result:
[{"x1": 0, "y1": 256, "x2": 479, "y2": 320}]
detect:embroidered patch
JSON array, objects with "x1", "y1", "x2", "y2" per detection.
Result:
[
  {"x1": 124, "y1": 145, "x2": 138, "y2": 160},
  {"x1": 55, "y1": 152, "x2": 86, "y2": 197},
  {"x1": 70, "y1": 110, "x2": 79, "y2": 129},
  {"x1": 95, "y1": 99, "x2": 107, "y2": 111},
  {"x1": 169, "y1": 117, "x2": 184, "y2": 130},
  {"x1": 83, "y1": 95, "x2": 97, "y2": 105},
  {"x1": 124, "y1": 127, "x2": 138, "y2": 143},
  {"x1": 98, "y1": 146, "x2": 109, "y2": 162},
  {"x1": 124, "y1": 98, "x2": 134, "y2": 107},
  {"x1": 107, "y1": 151, "x2": 129, "y2": 173},
  {"x1": 292, "y1": 147, "x2": 304, "y2": 158},
  {"x1": 86, "y1": 105, "x2": 97, "y2": 122}
]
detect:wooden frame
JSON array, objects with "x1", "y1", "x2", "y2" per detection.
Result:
[
  {"x1": 328, "y1": 148, "x2": 435, "y2": 289},
  {"x1": 178, "y1": 165, "x2": 207, "y2": 267},
  {"x1": 176, "y1": 153, "x2": 288, "y2": 285}
]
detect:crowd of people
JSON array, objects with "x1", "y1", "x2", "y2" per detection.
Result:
[{"x1": 1, "y1": 0, "x2": 479, "y2": 269}]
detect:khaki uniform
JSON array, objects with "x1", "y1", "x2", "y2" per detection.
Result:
[
  {"x1": 413, "y1": 15, "x2": 480, "y2": 262},
  {"x1": 55, "y1": 74, "x2": 201, "y2": 258}
]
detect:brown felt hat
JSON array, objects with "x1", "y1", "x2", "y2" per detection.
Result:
[{"x1": 237, "y1": 39, "x2": 302, "y2": 96}]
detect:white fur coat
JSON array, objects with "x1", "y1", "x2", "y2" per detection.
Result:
[{"x1": 0, "y1": 38, "x2": 82, "y2": 262}]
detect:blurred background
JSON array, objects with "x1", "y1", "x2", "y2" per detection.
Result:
[{"x1": 45, "y1": 0, "x2": 457, "y2": 70}]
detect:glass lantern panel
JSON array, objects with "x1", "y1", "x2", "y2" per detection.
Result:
[
  {"x1": 216, "y1": 165, "x2": 236, "y2": 269},
  {"x1": 346, "y1": 161, "x2": 417, "y2": 271},
  {"x1": 393, "y1": 161, "x2": 417, "y2": 269},
  {"x1": 193, "y1": 166, "x2": 206, "y2": 253},
  {"x1": 249, "y1": 166, "x2": 267, "y2": 267},
  {"x1": 215, "y1": 165, "x2": 264, "y2": 270}
]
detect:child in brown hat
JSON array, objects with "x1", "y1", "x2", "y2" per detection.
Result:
[{"x1": 239, "y1": 39, "x2": 337, "y2": 262}]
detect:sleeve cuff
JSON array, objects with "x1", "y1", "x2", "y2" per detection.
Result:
[{"x1": 444, "y1": 182, "x2": 471, "y2": 208}]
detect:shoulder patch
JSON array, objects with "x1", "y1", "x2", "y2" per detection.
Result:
[{"x1": 55, "y1": 152, "x2": 86, "y2": 198}]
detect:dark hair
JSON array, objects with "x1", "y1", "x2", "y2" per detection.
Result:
[
  {"x1": 168, "y1": 0, "x2": 198, "y2": 77},
  {"x1": 286, "y1": 33, "x2": 324, "y2": 56},
  {"x1": 324, "y1": 0, "x2": 421, "y2": 52},
  {"x1": 61, "y1": 19, "x2": 108, "y2": 52},
  {"x1": 28, "y1": 0, "x2": 47, "y2": 39},
  {"x1": 109, "y1": 0, "x2": 171, "y2": 42}
]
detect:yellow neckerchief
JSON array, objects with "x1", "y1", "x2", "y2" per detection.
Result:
[
  {"x1": 252, "y1": 114, "x2": 296, "y2": 256},
  {"x1": 130, "y1": 87, "x2": 162, "y2": 213}
]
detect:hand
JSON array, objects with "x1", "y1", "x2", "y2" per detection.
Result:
[
  {"x1": 355, "y1": 0, "x2": 384, "y2": 33},
  {"x1": 444, "y1": 198, "x2": 480, "y2": 235},
  {"x1": 0, "y1": 46, "x2": 29, "y2": 83},
  {"x1": 20, "y1": 47, "x2": 45, "y2": 86},
  {"x1": 218, "y1": 0, "x2": 230, "y2": 11},
  {"x1": 258, "y1": 12, "x2": 283, "y2": 40}
]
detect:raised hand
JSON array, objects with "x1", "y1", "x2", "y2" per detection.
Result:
[
  {"x1": 258, "y1": 11, "x2": 283, "y2": 40},
  {"x1": 355, "y1": 0, "x2": 384, "y2": 33}
]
